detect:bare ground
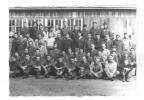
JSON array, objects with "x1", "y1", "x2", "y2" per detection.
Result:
[{"x1": 9, "y1": 77, "x2": 137, "y2": 96}]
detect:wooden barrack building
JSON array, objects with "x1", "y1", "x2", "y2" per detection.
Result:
[{"x1": 9, "y1": 5, "x2": 137, "y2": 36}]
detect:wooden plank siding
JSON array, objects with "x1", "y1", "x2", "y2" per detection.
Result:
[{"x1": 9, "y1": 7, "x2": 136, "y2": 36}]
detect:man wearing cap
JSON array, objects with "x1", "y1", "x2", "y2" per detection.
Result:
[
  {"x1": 100, "y1": 22, "x2": 111, "y2": 40},
  {"x1": 29, "y1": 22, "x2": 38, "y2": 40},
  {"x1": 81, "y1": 24, "x2": 89, "y2": 39},
  {"x1": 90, "y1": 21, "x2": 100, "y2": 40},
  {"x1": 21, "y1": 22, "x2": 29, "y2": 37},
  {"x1": 61, "y1": 20, "x2": 70, "y2": 37}
]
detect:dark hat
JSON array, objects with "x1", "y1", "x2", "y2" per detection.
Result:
[
  {"x1": 103, "y1": 22, "x2": 107, "y2": 25},
  {"x1": 83, "y1": 24, "x2": 87, "y2": 27}
]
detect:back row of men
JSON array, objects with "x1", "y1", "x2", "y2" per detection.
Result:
[{"x1": 9, "y1": 21, "x2": 136, "y2": 82}]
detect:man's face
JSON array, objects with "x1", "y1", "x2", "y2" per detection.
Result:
[
  {"x1": 96, "y1": 35, "x2": 100, "y2": 39},
  {"x1": 93, "y1": 23, "x2": 97, "y2": 28},
  {"x1": 38, "y1": 34, "x2": 42, "y2": 39},
  {"x1": 55, "y1": 25, "x2": 59, "y2": 29},
  {"x1": 24, "y1": 48, "x2": 28, "y2": 53},
  {"x1": 36, "y1": 57, "x2": 40, "y2": 61},
  {"x1": 45, "y1": 28, "x2": 48, "y2": 32},
  {"x1": 26, "y1": 55, "x2": 30, "y2": 60},
  {"x1": 102, "y1": 44, "x2": 106, "y2": 49},
  {"x1": 130, "y1": 49, "x2": 135, "y2": 54},
  {"x1": 88, "y1": 34, "x2": 91, "y2": 39},
  {"x1": 116, "y1": 35, "x2": 120, "y2": 40},
  {"x1": 29, "y1": 42, "x2": 33, "y2": 46},
  {"x1": 58, "y1": 58, "x2": 63, "y2": 62},
  {"x1": 36, "y1": 50, "x2": 40, "y2": 54},
  {"x1": 57, "y1": 33, "x2": 61, "y2": 38},
  {"x1": 105, "y1": 35, "x2": 110, "y2": 40},
  {"x1": 40, "y1": 26, "x2": 43, "y2": 30},
  {"x1": 26, "y1": 34, "x2": 30, "y2": 38},
  {"x1": 108, "y1": 56, "x2": 113, "y2": 62},
  {"x1": 47, "y1": 56, "x2": 51, "y2": 60},
  {"x1": 14, "y1": 34, "x2": 18, "y2": 38},
  {"x1": 14, "y1": 52, "x2": 19, "y2": 57},
  {"x1": 124, "y1": 34, "x2": 128, "y2": 38},
  {"x1": 104, "y1": 24, "x2": 108, "y2": 28},
  {"x1": 87, "y1": 52, "x2": 90, "y2": 57},
  {"x1": 74, "y1": 26, "x2": 78, "y2": 30},
  {"x1": 83, "y1": 26, "x2": 87, "y2": 30}
]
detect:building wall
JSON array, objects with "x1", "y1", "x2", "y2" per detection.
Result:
[{"x1": 9, "y1": 9, "x2": 136, "y2": 36}]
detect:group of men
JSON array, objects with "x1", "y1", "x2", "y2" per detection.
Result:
[{"x1": 9, "y1": 20, "x2": 136, "y2": 82}]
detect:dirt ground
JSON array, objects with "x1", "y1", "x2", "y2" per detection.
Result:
[{"x1": 9, "y1": 77, "x2": 138, "y2": 96}]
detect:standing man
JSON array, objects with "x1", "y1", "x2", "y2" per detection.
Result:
[
  {"x1": 21, "y1": 22, "x2": 29, "y2": 37},
  {"x1": 29, "y1": 22, "x2": 38, "y2": 40},
  {"x1": 122, "y1": 33, "x2": 132, "y2": 52},
  {"x1": 90, "y1": 21, "x2": 100, "y2": 40},
  {"x1": 61, "y1": 19, "x2": 70, "y2": 38},
  {"x1": 100, "y1": 22, "x2": 111, "y2": 40},
  {"x1": 81, "y1": 24, "x2": 89, "y2": 39}
]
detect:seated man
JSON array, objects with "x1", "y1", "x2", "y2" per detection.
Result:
[
  {"x1": 127, "y1": 48, "x2": 136, "y2": 81},
  {"x1": 89, "y1": 56, "x2": 103, "y2": 79},
  {"x1": 9, "y1": 56, "x2": 22, "y2": 78},
  {"x1": 20, "y1": 54, "x2": 33, "y2": 78},
  {"x1": 55, "y1": 56, "x2": 66, "y2": 78},
  {"x1": 104, "y1": 55, "x2": 119, "y2": 81},
  {"x1": 33, "y1": 56, "x2": 43, "y2": 78},
  {"x1": 79, "y1": 56, "x2": 90, "y2": 79},
  {"x1": 42, "y1": 54, "x2": 56, "y2": 78},
  {"x1": 121, "y1": 53, "x2": 132, "y2": 82}
]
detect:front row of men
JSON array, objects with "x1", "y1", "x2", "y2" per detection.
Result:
[{"x1": 9, "y1": 42, "x2": 136, "y2": 82}]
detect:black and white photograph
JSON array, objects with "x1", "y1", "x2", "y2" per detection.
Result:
[{"x1": 4, "y1": 0, "x2": 144, "y2": 97}]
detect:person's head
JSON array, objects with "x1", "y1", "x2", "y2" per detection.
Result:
[
  {"x1": 45, "y1": 27, "x2": 49, "y2": 32},
  {"x1": 29, "y1": 41, "x2": 33, "y2": 46},
  {"x1": 107, "y1": 55, "x2": 114, "y2": 62},
  {"x1": 33, "y1": 22, "x2": 38, "y2": 28},
  {"x1": 57, "y1": 33, "x2": 61, "y2": 38},
  {"x1": 116, "y1": 35, "x2": 121, "y2": 40},
  {"x1": 26, "y1": 33, "x2": 30, "y2": 38},
  {"x1": 78, "y1": 32, "x2": 82, "y2": 37},
  {"x1": 14, "y1": 52, "x2": 19, "y2": 57},
  {"x1": 97, "y1": 51, "x2": 102, "y2": 56},
  {"x1": 63, "y1": 20, "x2": 68, "y2": 27},
  {"x1": 46, "y1": 55, "x2": 51, "y2": 61},
  {"x1": 36, "y1": 56, "x2": 40, "y2": 61},
  {"x1": 66, "y1": 34, "x2": 70, "y2": 39},
  {"x1": 88, "y1": 33, "x2": 92, "y2": 39},
  {"x1": 111, "y1": 51, "x2": 116, "y2": 56},
  {"x1": 83, "y1": 24, "x2": 87, "y2": 30},
  {"x1": 130, "y1": 48, "x2": 135, "y2": 55},
  {"x1": 19, "y1": 34, "x2": 23, "y2": 38},
  {"x1": 14, "y1": 33, "x2": 18, "y2": 38},
  {"x1": 111, "y1": 47, "x2": 117, "y2": 52},
  {"x1": 80, "y1": 49, "x2": 84, "y2": 53},
  {"x1": 103, "y1": 22, "x2": 108, "y2": 28},
  {"x1": 23, "y1": 22, "x2": 28, "y2": 27},
  {"x1": 50, "y1": 27, "x2": 54, "y2": 32},
  {"x1": 62, "y1": 51, "x2": 66, "y2": 54},
  {"x1": 25, "y1": 54, "x2": 30, "y2": 60},
  {"x1": 11, "y1": 56, "x2": 16, "y2": 61},
  {"x1": 95, "y1": 56, "x2": 101, "y2": 62},
  {"x1": 24, "y1": 48, "x2": 29, "y2": 53},
  {"x1": 36, "y1": 49, "x2": 40, "y2": 54},
  {"x1": 112, "y1": 33, "x2": 116, "y2": 40},
  {"x1": 68, "y1": 48, "x2": 72, "y2": 54},
  {"x1": 82, "y1": 56, "x2": 87, "y2": 62},
  {"x1": 91, "y1": 44, "x2": 95, "y2": 50},
  {"x1": 58, "y1": 57, "x2": 63, "y2": 62},
  {"x1": 74, "y1": 25, "x2": 78, "y2": 31},
  {"x1": 124, "y1": 33, "x2": 128, "y2": 39},
  {"x1": 39, "y1": 25, "x2": 44, "y2": 30},
  {"x1": 86, "y1": 52, "x2": 91, "y2": 57},
  {"x1": 101, "y1": 43, "x2": 106, "y2": 49},
  {"x1": 92, "y1": 21, "x2": 97, "y2": 28},
  {"x1": 55, "y1": 25, "x2": 59, "y2": 30},
  {"x1": 54, "y1": 43, "x2": 58, "y2": 48},
  {"x1": 38, "y1": 34, "x2": 42, "y2": 39},
  {"x1": 105, "y1": 34, "x2": 110, "y2": 40},
  {"x1": 96, "y1": 34, "x2": 100, "y2": 39}
]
